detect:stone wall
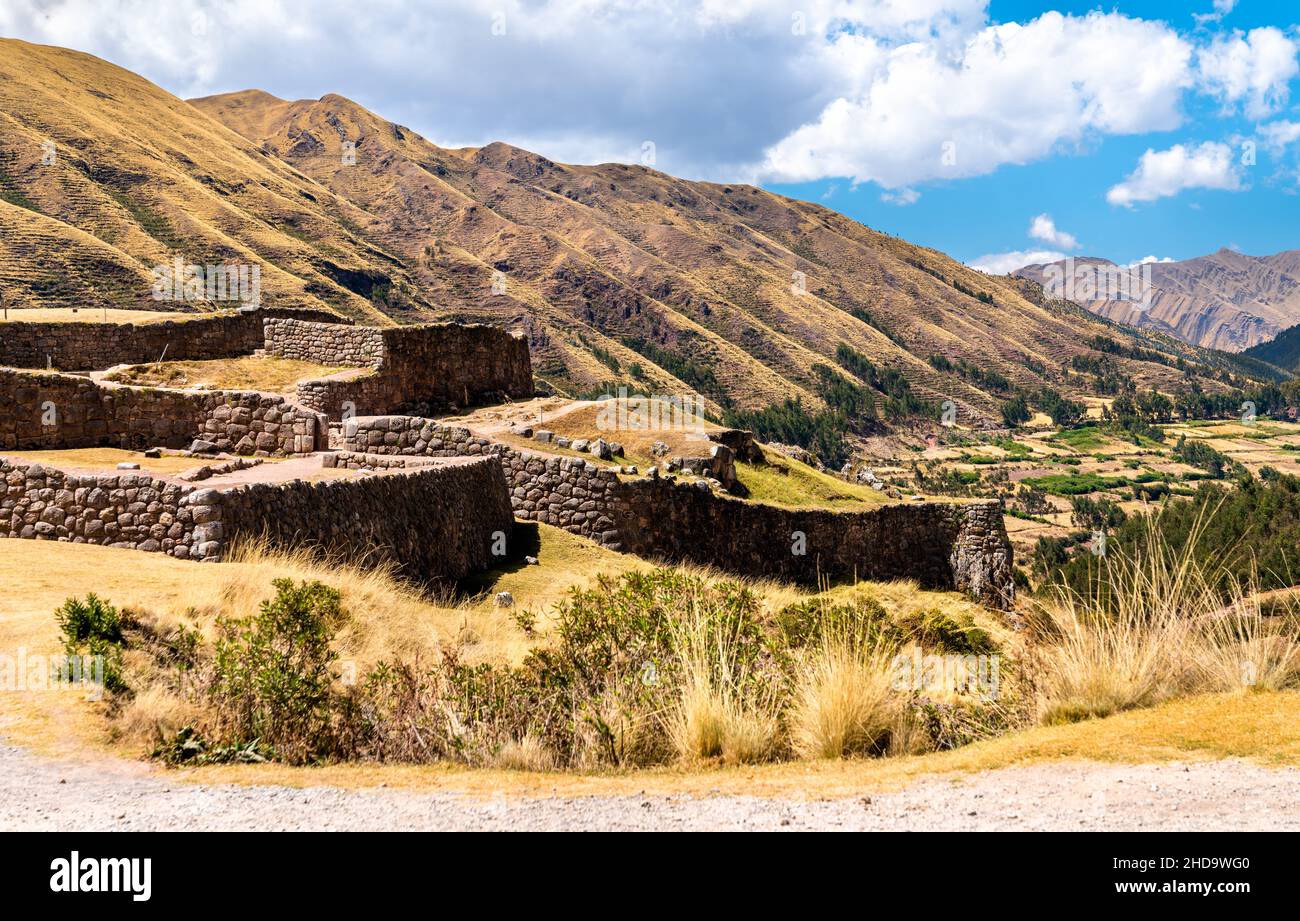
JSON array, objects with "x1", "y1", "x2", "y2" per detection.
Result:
[
  {"x1": 264, "y1": 318, "x2": 533, "y2": 419},
  {"x1": 0, "y1": 369, "x2": 323, "y2": 456},
  {"x1": 0, "y1": 454, "x2": 515, "y2": 583},
  {"x1": 217, "y1": 457, "x2": 514, "y2": 583},
  {"x1": 1, "y1": 458, "x2": 223, "y2": 560},
  {"x1": 262, "y1": 319, "x2": 386, "y2": 367},
  {"x1": 342, "y1": 416, "x2": 1014, "y2": 607},
  {"x1": 0, "y1": 307, "x2": 348, "y2": 372}
]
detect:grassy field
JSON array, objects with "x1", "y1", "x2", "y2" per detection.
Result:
[
  {"x1": 911, "y1": 418, "x2": 1300, "y2": 560},
  {"x1": 1, "y1": 519, "x2": 1296, "y2": 795},
  {"x1": 0, "y1": 307, "x2": 194, "y2": 324},
  {"x1": 0, "y1": 448, "x2": 216, "y2": 476},
  {"x1": 106, "y1": 356, "x2": 349, "y2": 394},
  {"x1": 0, "y1": 526, "x2": 643, "y2": 758},
  {"x1": 736, "y1": 456, "x2": 893, "y2": 508},
  {"x1": 182, "y1": 689, "x2": 1300, "y2": 798}
]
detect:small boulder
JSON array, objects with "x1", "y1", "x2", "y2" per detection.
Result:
[
  {"x1": 571, "y1": 438, "x2": 591, "y2": 453},
  {"x1": 494, "y1": 591, "x2": 515, "y2": 608},
  {"x1": 144, "y1": 448, "x2": 163, "y2": 459},
  {"x1": 189, "y1": 439, "x2": 219, "y2": 455},
  {"x1": 116, "y1": 462, "x2": 140, "y2": 471}
]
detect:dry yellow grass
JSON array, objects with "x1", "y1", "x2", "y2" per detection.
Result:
[
  {"x1": 174, "y1": 690, "x2": 1300, "y2": 798},
  {"x1": 106, "y1": 356, "x2": 350, "y2": 394},
  {"x1": 667, "y1": 606, "x2": 783, "y2": 765},
  {"x1": 1031, "y1": 517, "x2": 1300, "y2": 724},
  {"x1": 0, "y1": 307, "x2": 193, "y2": 324},
  {"x1": 2, "y1": 534, "x2": 1298, "y2": 797},
  {"x1": 790, "y1": 640, "x2": 898, "y2": 760},
  {"x1": 0, "y1": 448, "x2": 212, "y2": 477},
  {"x1": 0, "y1": 526, "x2": 642, "y2": 757}
]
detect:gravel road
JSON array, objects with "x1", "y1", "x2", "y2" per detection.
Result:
[{"x1": 3, "y1": 744, "x2": 1296, "y2": 831}]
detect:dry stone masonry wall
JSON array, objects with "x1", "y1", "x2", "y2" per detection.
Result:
[
  {"x1": 0, "y1": 454, "x2": 514, "y2": 582},
  {"x1": 0, "y1": 308, "x2": 347, "y2": 372},
  {"x1": 343, "y1": 416, "x2": 1014, "y2": 607},
  {"x1": 217, "y1": 456, "x2": 514, "y2": 583},
  {"x1": 261, "y1": 319, "x2": 386, "y2": 367},
  {"x1": 265, "y1": 318, "x2": 533, "y2": 418},
  {"x1": 0, "y1": 369, "x2": 323, "y2": 455},
  {"x1": 1, "y1": 458, "x2": 224, "y2": 560}
]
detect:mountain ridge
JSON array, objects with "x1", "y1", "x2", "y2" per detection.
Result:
[
  {"x1": 0, "y1": 39, "x2": 1266, "y2": 432},
  {"x1": 1014, "y1": 248, "x2": 1300, "y2": 352}
]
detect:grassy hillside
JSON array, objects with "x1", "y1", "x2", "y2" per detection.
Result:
[
  {"x1": 0, "y1": 39, "x2": 404, "y2": 323},
  {"x1": 190, "y1": 89, "x2": 1257, "y2": 424},
  {"x1": 0, "y1": 38, "x2": 1271, "y2": 434}
]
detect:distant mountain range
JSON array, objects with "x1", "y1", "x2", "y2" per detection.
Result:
[
  {"x1": 1014, "y1": 249, "x2": 1300, "y2": 353},
  {"x1": 0, "y1": 38, "x2": 1276, "y2": 426}
]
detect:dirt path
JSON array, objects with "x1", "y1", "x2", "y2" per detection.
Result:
[{"x1": 3, "y1": 745, "x2": 1296, "y2": 831}]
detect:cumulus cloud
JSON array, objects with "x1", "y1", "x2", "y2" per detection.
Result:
[
  {"x1": 761, "y1": 12, "x2": 1195, "y2": 187},
  {"x1": 1106, "y1": 142, "x2": 1243, "y2": 207},
  {"x1": 1259, "y1": 119, "x2": 1300, "y2": 154},
  {"x1": 1198, "y1": 27, "x2": 1300, "y2": 118},
  {"x1": 966, "y1": 249, "x2": 1067, "y2": 275},
  {"x1": 1028, "y1": 214, "x2": 1080, "y2": 250},
  {"x1": 0, "y1": 0, "x2": 1295, "y2": 191}
]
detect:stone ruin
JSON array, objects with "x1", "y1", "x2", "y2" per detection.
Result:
[{"x1": 0, "y1": 308, "x2": 1015, "y2": 604}]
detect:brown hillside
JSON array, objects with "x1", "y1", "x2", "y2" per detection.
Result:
[
  {"x1": 0, "y1": 39, "x2": 403, "y2": 324},
  {"x1": 0, "y1": 39, "x2": 1253, "y2": 424},
  {"x1": 1016, "y1": 249, "x2": 1300, "y2": 352}
]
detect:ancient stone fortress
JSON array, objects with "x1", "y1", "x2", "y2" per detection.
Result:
[{"x1": 0, "y1": 308, "x2": 1014, "y2": 603}]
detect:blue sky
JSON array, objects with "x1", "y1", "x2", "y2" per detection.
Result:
[
  {"x1": 2, "y1": 1, "x2": 1297, "y2": 270},
  {"x1": 768, "y1": 0, "x2": 1300, "y2": 268}
]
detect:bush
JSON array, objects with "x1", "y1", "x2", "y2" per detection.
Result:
[
  {"x1": 1070, "y1": 495, "x2": 1127, "y2": 531},
  {"x1": 56, "y1": 594, "x2": 128, "y2": 694},
  {"x1": 206, "y1": 579, "x2": 347, "y2": 764}
]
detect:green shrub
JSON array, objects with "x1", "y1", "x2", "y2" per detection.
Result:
[
  {"x1": 55, "y1": 594, "x2": 128, "y2": 694},
  {"x1": 208, "y1": 579, "x2": 346, "y2": 764},
  {"x1": 775, "y1": 597, "x2": 898, "y2": 650},
  {"x1": 895, "y1": 609, "x2": 997, "y2": 655}
]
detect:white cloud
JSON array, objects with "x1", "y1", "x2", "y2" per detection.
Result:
[
  {"x1": 0, "y1": 0, "x2": 1294, "y2": 193},
  {"x1": 1130, "y1": 255, "x2": 1176, "y2": 265},
  {"x1": 1194, "y1": 0, "x2": 1237, "y2": 26},
  {"x1": 1106, "y1": 142, "x2": 1242, "y2": 207},
  {"x1": 1028, "y1": 214, "x2": 1080, "y2": 250},
  {"x1": 967, "y1": 249, "x2": 1067, "y2": 275},
  {"x1": 881, "y1": 188, "x2": 920, "y2": 206},
  {"x1": 1259, "y1": 119, "x2": 1300, "y2": 154},
  {"x1": 761, "y1": 12, "x2": 1195, "y2": 187},
  {"x1": 1198, "y1": 27, "x2": 1300, "y2": 119}
]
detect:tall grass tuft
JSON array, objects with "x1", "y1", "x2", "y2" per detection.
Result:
[
  {"x1": 1033, "y1": 512, "x2": 1300, "y2": 724},
  {"x1": 665, "y1": 597, "x2": 783, "y2": 765},
  {"x1": 789, "y1": 622, "x2": 898, "y2": 760}
]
